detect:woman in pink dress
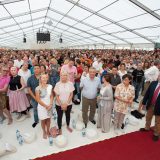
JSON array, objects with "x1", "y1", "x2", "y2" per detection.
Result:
[
  {"x1": 54, "y1": 71, "x2": 75, "y2": 135},
  {"x1": 8, "y1": 67, "x2": 30, "y2": 120}
]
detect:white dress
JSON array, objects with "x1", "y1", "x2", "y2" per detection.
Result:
[
  {"x1": 18, "y1": 69, "x2": 31, "y2": 93},
  {"x1": 36, "y1": 84, "x2": 53, "y2": 120}
]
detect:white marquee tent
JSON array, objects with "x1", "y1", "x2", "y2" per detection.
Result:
[{"x1": 0, "y1": 0, "x2": 160, "y2": 49}]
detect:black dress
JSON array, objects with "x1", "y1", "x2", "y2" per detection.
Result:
[{"x1": 9, "y1": 75, "x2": 22, "y2": 91}]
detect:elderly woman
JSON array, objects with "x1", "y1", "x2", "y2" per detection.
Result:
[
  {"x1": 54, "y1": 71, "x2": 75, "y2": 135},
  {"x1": 8, "y1": 67, "x2": 30, "y2": 120},
  {"x1": 35, "y1": 73, "x2": 53, "y2": 139},
  {"x1": 97, "y1": 75, "x2": 113, "y2": 133},
  {"x1": 114, "y1": 74, "x2": 135, "y2": 135}
]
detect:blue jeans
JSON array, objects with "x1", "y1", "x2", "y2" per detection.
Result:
[
  {"x1": 31, "y1": 99, "x2": 39, "y2": 123},
  {"x1": 75, "y1": 82, "x2": 81, "y2": 101},
  {"x1": 133, "y1": 81, "x2": 142, "y2": 101}
]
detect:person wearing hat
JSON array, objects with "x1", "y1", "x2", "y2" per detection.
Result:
[{"x1": 0, "y1": 66, "x2": 12, "y2": 125}]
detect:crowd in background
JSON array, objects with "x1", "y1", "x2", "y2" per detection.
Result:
[{"x1": 0, "y1": 49, "x2": 160, "y2": 140}]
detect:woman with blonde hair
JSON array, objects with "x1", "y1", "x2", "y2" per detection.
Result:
[
  {"x1": 35, "y1": 73, "x2": 53, "y2": 139},
  {"x1": 54, "y1": 71, "x2": 75, "y2": 135},
  {"x1": 64, "y1": 59, "x2": 69, "y2": 65}
]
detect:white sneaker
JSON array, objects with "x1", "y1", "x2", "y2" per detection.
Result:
[
  {"x1": 120, "y1": 128, "x2": 125, "y2": 134},
  {"x1": 16, "y1": 115, "x2": 26, "y2": 122},
  {"x1": 114, "y1": 129, "x2": 119, "y2": 135}
]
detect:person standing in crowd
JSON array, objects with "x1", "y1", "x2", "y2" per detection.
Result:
[
  {"x1": 49, "y1": 58, "x2": 60, "y2": 88},
  {"x1": 22, "y1": 56, "x2": 32, "y2": 69},
  {"x1": 80, "y1": 67, "x2": 101, "y2": 128},
  {"x1": 61, "y1": 58, "x2": 77, "y2": 84},
  {"x1": 92, "y1": 58, "x2": 103, "y2": 74},
  {"x1": 14, "y1": 54, "x2": 24, "y2": 69},
  {"x1": 8, "y1": 67, "x2": 30, "y2": 120},
  {"x1": 35, "y1": 73, "x2": 53, "y2": 139},
  {"x1": 114, "y1": 55, "x2": 121, "y2": 67},
  {"x1": 40, "y1": 65, "x2": 47, "y2": 74},
  {"x1": 110, "y1": 66, "x2": 121, "y2": 93},
  {"x1": 127, "y1": 59, "x2": 136, "y2": 75},
  {"x1": 100, "y1": 63, "x2": 108, "y2": 83},
  {"x1": 8, "y1": 60, "x2": 14, "y2": 71},
  {"x1": 141, "y1": 61, "x2": 150, "y2": 96},
  {"x1": 80, "y1": 65, "x2": 89, "y2": 81},
  {"x1": 54, "y1": 71, "x2": 75, "y2": 135},
  {"x1": 118, "y1": 63, "x2": 127, "y2": 80},
  {"x1": 144, "y1": 60, "x2": 159, "y2": 87},
  {"x1": 140, "y1": 73, "x2": 160, "y2": 141},
  {"x1": 132, "y1": 62, "x2": 144, "y2": 103},
  {"x1": 30, "y1": 58, "x2": 37, "y2": 75},
  {"x1": 18, "y1": 62, "x2": 31, "y2": 103},
  {"x1": 114, "y1": 74, "x2": 135, "y2": 135},
  {"x1": 0, "y1": 66, "x2": 12, "y2": 124},
  {"x1": 139, "y1": 60, "x2": 160, "y2": 111},
  {"x1": 97, "y1": 75, "x2": 113, "y2": 133},
  {"x1": 74, "y1": 59, "x2": 83, "y2": 104},
  {"x1": 27, "y1": 65, "x2": 40, "y2": 128}
]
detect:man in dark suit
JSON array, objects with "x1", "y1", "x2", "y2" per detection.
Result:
[{"x1": 140, "y1": 73, "x2": 160, "y2": 141}]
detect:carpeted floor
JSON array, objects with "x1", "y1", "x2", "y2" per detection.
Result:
[{"x1": 34, "y1": 130, "x2": 159, "y2": 160}]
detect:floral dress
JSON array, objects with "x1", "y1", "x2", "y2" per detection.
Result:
[{"x1": 114, "y1": 83, "x2": 135, "y2": 114}]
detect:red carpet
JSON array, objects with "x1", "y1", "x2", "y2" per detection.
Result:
[{"x1": 34, "y1": 130, "x2": 160, "y2": 160}]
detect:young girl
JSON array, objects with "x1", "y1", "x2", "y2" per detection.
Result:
[{"x1": 35, "y1": 73, "x2": 53, "y2": 139}]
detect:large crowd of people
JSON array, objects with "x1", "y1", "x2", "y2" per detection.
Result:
[{"x1": 0, "y1": 49, "x2": 160, "y2": 141}]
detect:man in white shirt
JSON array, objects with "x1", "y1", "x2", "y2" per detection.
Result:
[
  {"x1": 139, "y1": 60, "x2": 160, "y2": 110},
  {"x1": 80, "y1": 67, "x2": 101, "y2": 128},
  {"x1": 142, "y1": 60, "x2": 160, "y2": 95},
  {"x1": 144, "y1": 60, "x2": 160, "y2": 82},
  {"x1": 14, "y1": 55, "x2": 24, "y2": 69},
  {"x1": 92, "y1": 58, "x2": 103, "y2": 73}
]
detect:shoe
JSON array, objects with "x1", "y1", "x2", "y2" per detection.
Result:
[
  {"x1": 16, "y1": 114, "x2": 22, "y2": 120},
  {"x1": 85, "y1": 123, "x2": 87, "y2": 128},
  {"x1": 114, "y1": 129, "x2": 119, "y2": 135},
  {"x1": 32, "y1": 122, "x2": 38, "y2": 128},
  {"x1": 0, "y1": 116, "x2": 6, "y2": 124},
  {"x1": 121, "y1": 123, "x2": 124, "y2": 129},
  {"x1": 16, "y1": 115, "x2": 26, "y2": 122},
  {"x1": 120, "y1": 128, "x2": 125, "y2": 134},
  {"x1": 152, "y1": 135, "x2": 159, "y2": 142},
  {"x1": 134, "y1": 100, "x2": 139, "y2": 103},
  {"x1": 26, "y1": 111, "x2": 31, "y2": 118},
  {"x1": 90, "y1": 120, "x2": 96, "y2": 125},
  {"x1": 73, "y1": 100, "x2": 80, "y2": 105},
  {"x1": 139, "y1": 128, "x2": 150, "y2": 132}
]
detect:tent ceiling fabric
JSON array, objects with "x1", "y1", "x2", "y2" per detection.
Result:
[{"x1": 0, "y1": 0, "x2": 160, "y2": 49}]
